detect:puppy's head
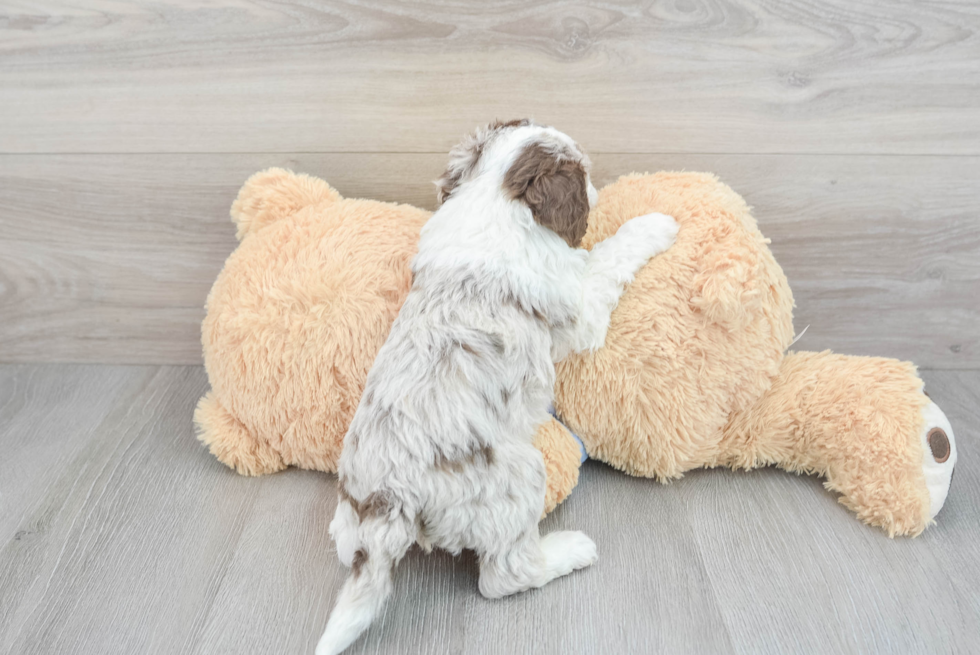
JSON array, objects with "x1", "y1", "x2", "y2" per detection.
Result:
[{"x1": 435, "y1": 119, "x2": 596, "y2": 248}]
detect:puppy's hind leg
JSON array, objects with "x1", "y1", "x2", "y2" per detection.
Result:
[
  {"x1": 478, "y1": 529, "x2": 598, "y2": 599},
  {"x1": 474, "y1": 444, "x2": 597, "y2": 599}
]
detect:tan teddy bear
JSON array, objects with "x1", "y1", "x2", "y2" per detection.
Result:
[{"x1": 195, "y1": 168, "x2": 957, "y2": 534}]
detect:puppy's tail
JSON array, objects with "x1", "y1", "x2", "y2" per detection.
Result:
[{"x1": 316, "y1": 511, "x2": 414, "y2": 655}]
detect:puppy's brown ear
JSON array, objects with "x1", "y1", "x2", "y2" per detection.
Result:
[{"x1": 503, "y1": 142, "x2": 590, "y2": 248}]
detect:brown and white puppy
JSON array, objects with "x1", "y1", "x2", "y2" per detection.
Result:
[{"x1": 316, "y1": 120, "x2": 678, "y2": 655}]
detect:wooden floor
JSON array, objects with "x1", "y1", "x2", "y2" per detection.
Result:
[
  {"x1": 0, "y1": 364, "x2": 977, "y2": 655},
  {"x1": 2, "y1": 2, "x2": 979, "y2": 654}
]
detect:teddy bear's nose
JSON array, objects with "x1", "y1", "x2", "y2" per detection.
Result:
[{"x1": 928, "y1": 427, "x2": 950, "y2": 463}]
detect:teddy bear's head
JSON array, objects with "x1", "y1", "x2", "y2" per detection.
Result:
[{"x1": 197, "y1": 169, "x2": 431, "y2": 475}]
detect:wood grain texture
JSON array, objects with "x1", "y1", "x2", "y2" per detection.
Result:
[
  {"x1": 0, "y1": 364, "x2": 977, "y2": 654},
  {"x1": 0, "y1": 364, "x2": 153, "y2": 546},
  {"x1": 1, "y1": 1, "x2": 979, "y2": 155},
  {"x1": 1, "y1": 153, "x2": 976, "y2": 367},
  {"x1": 0, "y1": 365, "x2": 273, "y2": 655}
]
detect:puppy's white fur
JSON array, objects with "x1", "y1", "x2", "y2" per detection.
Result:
[{"x1": 316, "y1": 122, "x2": 677, "y2": 655}]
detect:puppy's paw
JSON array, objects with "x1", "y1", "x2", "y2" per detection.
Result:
[
  {"x1": 541, "y1": 530, "x2": 598, "y2": 574},
  {"x1": 616, "y1": 212, "x2": 679, "y2": 259}
]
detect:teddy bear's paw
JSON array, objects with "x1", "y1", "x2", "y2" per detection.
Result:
[
  {"x1": 540, "y1": 530, "x2": 598, "y2": 575},
  {"x1": 920, "y1": 399, "x2": 958, "y2": 519},
  {"x1": 193, "y1": 392, "x2": 287, "y2": 476}
]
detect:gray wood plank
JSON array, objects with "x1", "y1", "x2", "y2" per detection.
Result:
[
  {"x1": 188, "y1": 468, "x2": 340, "y2": 655},
  {"x1": 0, "y1": 364, "x2": 153, "y2": 545},
  {"x1": 0, "y1": 365, "x2": 265, "y2": 655},
  {"x1": 1, "y1": 153, "x2": 976, "y2": 367},
  {"x1": 0, "y1": 364, "x2": 157, "y2": 650},
  {"x1": 1, "y1": 365, "x2": 977, "y2": 654},
  {"x1": 1, "y1": 1, "x2": 978, "y2": 155}
]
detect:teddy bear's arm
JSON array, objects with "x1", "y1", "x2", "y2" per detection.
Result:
[{"x1": 551, "y1": 212, "x2": 678, "y2": 361}]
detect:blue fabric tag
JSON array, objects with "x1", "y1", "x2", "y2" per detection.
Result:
[{"x1": 547, "y1": 403, "x2": 588, "y2": 464}]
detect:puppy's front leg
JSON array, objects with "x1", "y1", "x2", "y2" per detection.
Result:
[{"x1": 561, "y1": 213, "x2": 677, "y2": 357}]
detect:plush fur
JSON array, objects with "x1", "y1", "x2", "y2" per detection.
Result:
[
  {"x1": 315, "y1": 122, "x2": 677, "y2": 655},
  {"x1": 554, "y1": 172, "x2": 957, "y2": 537},
  {"x1": 196, "y1": 169, "x2": 430, "y2": 477},
  {"x1": 196, "y1": 166, "x2": 957, "y2": 541}
]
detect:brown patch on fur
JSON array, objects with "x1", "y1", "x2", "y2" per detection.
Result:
[
  {"x1": 503, "y1": 142, "x2": 590, "y2": 248},
  {"x1": 434, "y1": 453, "x2": 466, "y2": 474},
  {"x1": 338, "y1": 483, "x2": 393, "y2": 522},
  {"x1": 433, "y1": 443, "x2": 495, "y2": 474},
  {"x1": 454, "y1": 333, "x2": 504, "y2": 360},
  {"x1": 359, "y1": 492, "x2": 392, "y2": 519},
  {"x1": 501, "y1": 388, "x2": 511, "y2": 405},
  {"x1": 490, "y1": 118, "x2": 531, "y2": 130},
  {"x1": 502, "y1": 293, "x2": 551, "y2": 327},
  {"x1": 351, "y1": 549, "x2": 368, "y2": 578},
  {"x1": 337, "y1": 480, "x2": 352, "y2": 504}
]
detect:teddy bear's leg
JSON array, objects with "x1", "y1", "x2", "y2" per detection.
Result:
[
  {"x1": 533, "y1": 417, "x2": 585, "y2": 514},
  {"x1": 720, "y1": 351, "x2": 957, "y2": 536},
  {"x1": 193, "y1": 392, "x2": 287, "y2": 476}
]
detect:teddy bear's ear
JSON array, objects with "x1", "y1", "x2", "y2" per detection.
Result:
[{"x1": 230, "y1": 168, "x2": 341, "y2": 240}]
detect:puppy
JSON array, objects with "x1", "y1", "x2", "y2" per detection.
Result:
[{"x1": 316, "y1": 120, "x2": 678, "y2": 655}]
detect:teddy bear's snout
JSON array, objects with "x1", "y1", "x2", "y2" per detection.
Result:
[{"x1": 920, "y1": 401, "x2": 958, "y2": 520}]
